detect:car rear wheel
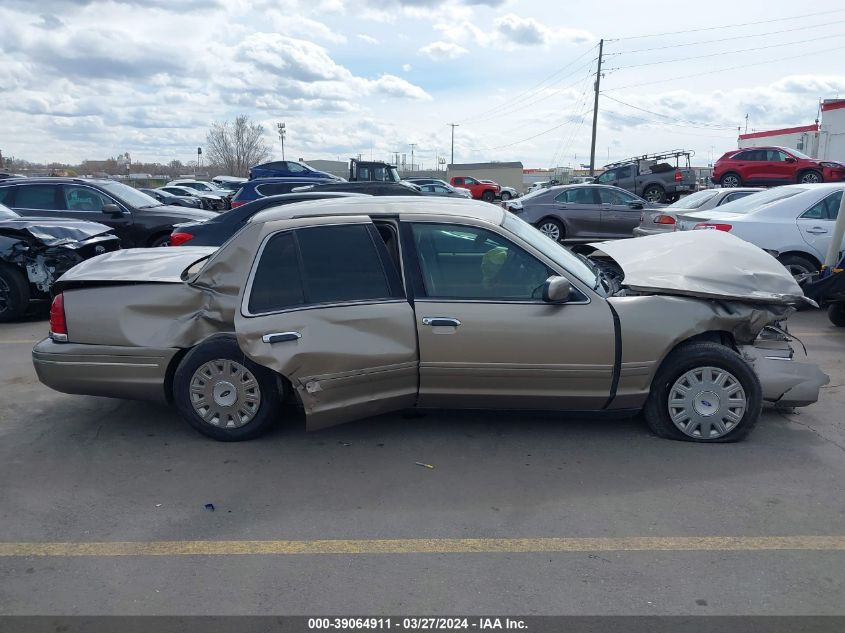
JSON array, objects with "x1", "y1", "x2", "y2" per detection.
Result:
[
  {"x1": 642, "y1": 185, "x2": 665, "y2": 203},
  {"x1": 481, "y1": 190, "x2": 495, "y2": 203},
  {"x1": 643, "y1": 342, "x2": 761, "y2": 443},
  {"x1": 720, "y1": 173, "x2": 741, "y2": 188},
  {"x1": 799, "y1": 170, "x2": 823, "y2": 184},
  {"x1": 0, "y1": 265, "x2": 30, "y2": 323},
  {"x1": 173, "y1": 336, "x2": 282, "y2": 441},
  {"x1": 501, "y1": 191, "x2": 512, "y2": 201},
  {"x1": 537, "y1": 219, "x2": 564, "y2": 242},
  {"x1": 828, "y1": 303, "x2": 845, "y2": 327},
  {"x1": 777, "y1": 254, "x2": 818, "y2": 285}
]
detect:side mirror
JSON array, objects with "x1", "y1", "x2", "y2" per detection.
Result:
[
  {"x1": 784, "y1": 157, "x2": 796, "y2": 163},
  {"x1": 101, "y1": 203, "x2": 123, "y2": 215},
  {"x1": 628, "y1": 202, "x2": 644, "y2": 210},
  {"x1": 542, "y1": 276, "x2": 571, "y2": 303}
]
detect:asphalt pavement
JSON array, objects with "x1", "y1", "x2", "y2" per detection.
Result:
[{"x1": 0, "y1": 309, "x2": 843, "y2": 615}]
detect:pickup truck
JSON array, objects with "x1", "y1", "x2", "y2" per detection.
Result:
[
  {"x1": 450, "y1": 176, "x2": 500, "y2": 202},
  {"x1": 595, "y1": 151, "x2": 697, "y2": 203}
]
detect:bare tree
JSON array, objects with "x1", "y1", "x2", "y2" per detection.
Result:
[{"x1": 205, "y1": 115, "x2": 272, "y2": 177}]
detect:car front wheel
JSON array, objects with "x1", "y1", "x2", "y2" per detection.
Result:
[
  {"x1": 481, "y1": 190, "x2": 495, "y2": 203},
  {"x1": 799, "y1": 170, "x2": 823, "y2": 184},
  {"x1": 0, "y1": 265, "x2": 30, "y2": 323},
  {"x1": 642, "y1": 185, "x2": 665, "y2": 203},
  {"x1": 828, "y1": 303, "x2": 845, "y2": 327},
  {"x1": 501, "y1": 191, "x2": 512, "y2": 201},
  {"x1": 173, "y1": 336, "x2": 282, "y2": 441},
  {"x1": 644, "y1": 342, "x2": 762, "y2": 443}
]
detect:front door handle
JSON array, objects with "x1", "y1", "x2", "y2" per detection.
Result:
[
  {"x1": 422, "y1": 317, "x2": 461, "y2": 327},
  {"x1": 262, "y1": 332, "x2": 302, "y2": 344},
  {"x1": 805, "y1": 227, "x2": 828, "y2": 234}
]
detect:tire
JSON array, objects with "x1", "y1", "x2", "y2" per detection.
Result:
[
  {"x1": 720, "y1": 173, "x2": 742, "y2": 188},
  {"x1": 173, "y1": 336, "x2": 282, "y2": 441},
  {"x1": 481, "y1": 190, "x2": 495, "y2": 203},
  {"x1": 536, "y1": 218, "x2": 564, "y2": 242},
  {"x1": 777, "y1": 254, "x2": 818, "y2": 285},
  {"x1": 799, "y1": 170, "x2": 823, "y2": 184},
  {"x1": 149, "y1": 234, "x2": 171, "y2": 248},
  {"x1": 0, "y1": 265, "x2": 30, "y2": 323},
  {"x1": 501, "y1": 191, "x2": 512, "y2": 201},
  {"x1": 642, "y1": 185, "x2": 665, "y2": 203},
  {"x1": 643, "y1": 342, "x2": 762, "y2": 443},
  {"x1": 828, "y1": 303, "x2": 845, "y2": 327}
]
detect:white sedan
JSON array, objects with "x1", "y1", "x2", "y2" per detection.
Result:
[{"x1": 675, "y1": 183, "x2": 844, "y2": 281}]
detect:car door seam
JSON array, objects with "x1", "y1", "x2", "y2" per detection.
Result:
[{"x1": 601, "y1": 301, "x2": 622, "y2": 410}]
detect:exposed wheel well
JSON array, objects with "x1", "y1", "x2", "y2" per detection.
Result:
[
  {"x1": 655, "y1": 331, "x2": 739, "y2": 375},
  {"x1": 163, "y1": 333, "x2": 297, "y2": 407}
]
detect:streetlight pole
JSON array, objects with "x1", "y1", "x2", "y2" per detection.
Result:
[
  {"x1": 409, "y1": 143, "x2": 416, "y2": 172},
  {"x1": 276, "y1": 122, "x2": 286, "y2": 160},
  {"x1": 448, "y1": 123, "x2": 459, "y2": 166}
]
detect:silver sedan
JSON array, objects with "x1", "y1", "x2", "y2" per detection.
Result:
[{"x1": 634, "y1": 187, "x2": 762, "y2": 236}]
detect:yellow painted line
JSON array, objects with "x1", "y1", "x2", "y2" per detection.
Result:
[{"x1": 0, "y1": 536, "x2": 843, "y2": 557}]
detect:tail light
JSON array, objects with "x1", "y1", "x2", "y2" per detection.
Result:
[
  {"x1": 231, "y1": 200, "x2": 246, "y2": 208},
  {"x1": 169, "y1": 232, "x2": 195, "y2": 246},
  {"x1": 674, "y1": 171, "x2": 683, "y2": 182},
  {"x1": 654, "y1": 214, "x2": 676, "y2": 225},
  {"x1": 694, "y1": 223, "x2": 732, "y2": 232},
  {"x1": 49, "y1": 293, "x2": 68, "y2": 343}
]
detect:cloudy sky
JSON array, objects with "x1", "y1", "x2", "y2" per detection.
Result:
[{"x1": 1, "y1": 0, "x2": 845, "y2": 169}]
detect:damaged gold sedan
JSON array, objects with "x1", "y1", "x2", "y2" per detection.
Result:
[{"x1": 33, "y1": 197, "x2": 828, "y2": 442}]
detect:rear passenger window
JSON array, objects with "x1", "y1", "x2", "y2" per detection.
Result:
[
  {"x1": 248, "y1": 232, "x2": 304, "y2": 314},
  {"x1": 248, "y1": 224, "x2": 395, "y2": 315},
  {"x1": 256, "y1": 183, "x2": 297, "y2": 196},
  {"x1": 297, "y1": 225, "x2": 391, "y2": 304},
  {"x1": 0, "y1": 186, "x2": 13, "y2": 204},
  {"x1": 15, "y1": 185, "x2": 57, "y2": 209},
  {"x1": 801, "y1": 192, "x2": 842, "y2": 221}
]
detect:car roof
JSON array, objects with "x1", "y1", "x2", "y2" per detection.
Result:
[
  {"x1": 0, "y1": 177, "x2": 114, "y2": 185},
  {"x1": 252, "y1": 195, "x2": 505, "y2": 225}
]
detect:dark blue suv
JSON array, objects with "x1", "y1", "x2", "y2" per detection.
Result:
[
  {"x1": 230, "y1": 178, "x2": 335, "y2": 207},
  {"x1": 249, "y1": 160, "x2": 342, "y2": 181}
]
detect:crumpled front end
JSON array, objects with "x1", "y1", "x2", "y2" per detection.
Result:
[{"x1": 740, "y1": 331, "x2": 830, "y2": 407}]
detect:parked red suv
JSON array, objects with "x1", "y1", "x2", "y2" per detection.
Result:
[
  {"x1": 450, "y1": 176, "x2": 500, "y2": 202},
  {"x1": 713, "y1": 146, "x2": 845, "y2": 187}
]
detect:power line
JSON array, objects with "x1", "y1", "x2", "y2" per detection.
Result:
[
  {"x1": 600, "y1": 94, "x2": 736, "y2": 129},
  {"x1": 479, "y1": 107, "x2": 595, "y2": 152},
  {"x1": 607, "y1": 8, "x2": 845, "y2": 41},
  {"x1": 470, "y1": 58, "x2": 597, "y2": 124},
  {"x1": 603, "y1": 42, "x2": 845, "y2": 92},
  {"x1": 456, "y1": 44, "x2": 598, "y2": 124},
  {"x1": 549, "y1": 71, "x2": 595, "y2": 167},
  {"x1": 601, "y1": 109, "x2": 738, "y2": 140},
  {"x1": 604, "y1": 18, "x2": 845, "y2": 55},
  {"x1": 605, "y1": 31, "x2": 843, "y2": 71}
]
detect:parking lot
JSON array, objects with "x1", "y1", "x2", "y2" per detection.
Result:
[{"x1": 0, "y1": 308, "x2": 843, "y2": 615}]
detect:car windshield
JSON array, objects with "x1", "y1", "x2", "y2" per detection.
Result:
[
  {"x1": 100, "y1": 181, "x2": 162, "y2": 208},
  {"x1": 503, "y1": 213, "x2": 598, "y2": 289},
  {"x1": 712, "y1": 186, "x2": 806, "y2": 215},
  {"x1": 0, "y1": 202, "x2": 19, "y2": 218},
  {"x1": 786, "y1": 147, "x2": 812, "y2": 160},
  {"x1": 668, "y1": 189, "x2": 720, "y2": 209}
]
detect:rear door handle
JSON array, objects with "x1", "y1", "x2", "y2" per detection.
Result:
[
  {"x1": 805, "y1": 227, "x2": 828, "y2": 234},
  {"x1": 422, "y1": 317, "x2": 461, "y2": 327},
  {"x1": 262, "y1": 332, "x2": 302, "y2": 343}
]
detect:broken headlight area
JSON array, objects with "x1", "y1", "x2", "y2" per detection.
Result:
[{"x1": 0, "y1": 232, "x2": 120, "y2": 295}]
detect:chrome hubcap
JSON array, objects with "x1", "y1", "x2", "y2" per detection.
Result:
[
  {"x1": 722, "y1": 176, "x2": 739, "y2": 187},
  {"x1": 539, "y1": 223, "x2": 561, "y2": 241},
  {"x1": 190, "y1": 359, "x2": 261, "y2": 428},
  {"x1": 668, "y1": 366, "x2": 746, "y2": 439}
]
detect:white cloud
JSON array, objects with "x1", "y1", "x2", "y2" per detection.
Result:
[
  {"x1": 419, "y1": 41, "x2": 469, "y2": 61},
  {"x1": 402, "y1": 63, "x2": 412, "y2": 72},
  {"x1": 357, "y1": 33, "x2": 379, "y2": 44}
]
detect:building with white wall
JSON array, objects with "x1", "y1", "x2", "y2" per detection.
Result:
[{"x1": 736, "y1": 99, "x2": 845, "y2": 162}]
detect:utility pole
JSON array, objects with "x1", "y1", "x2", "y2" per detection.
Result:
[
  {"x1": 588, "y1": 38, "x2": 604, "y2": 176},
  {"x1": 409, "y1": 143, "x2": 416, "y2": 172},
  {"x1": 744, "y1": 113, "x2": 749, "y2": 134},
  {"x1": 448, "y1": 123, "x2": 459, "y2": 166}
]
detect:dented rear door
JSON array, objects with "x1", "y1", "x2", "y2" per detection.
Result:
[{"x1": 234, "y1": 216, "x2": 419, "y2": 430}]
